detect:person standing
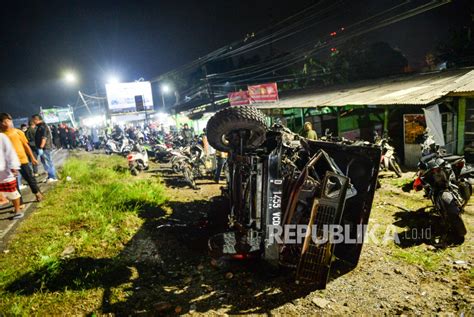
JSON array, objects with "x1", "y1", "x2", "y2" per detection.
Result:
[
  {"x1": 301, "y1": 122, "x2": 318, "y2": 140},
  {"x1": 181, "y1": 123, "x2": 193, "y2": 145},
  {"x1": 25, "y1": 120, "x2": 39, "y2": 176},
  {"x1": 0, "y1": 113, "x2": 43, "y2": 202},
  {"x1": 68, "y1": 126, "x2": 76, "y2": 149},
  {"x1": 51, "y1": 124, "x2": 61, "y2": 148},
  {"x1": 201, "y1": 128, "x2": 209, "y2": 156},
  {"x1": 91, "y1": 126, "x2": 100, "y2": 149},
  {"x1": 0, "y1": 133, "x2": 23, "y2": 219},
  {"x1": 59, "y1": 123, "x2": 67, "y2": 149},
  {"x1": 214, "y1": 150, "x2": 228, "y2": 183},
  {"x1": 32, "y1": 114, "x2": 58, "y2": 182}
]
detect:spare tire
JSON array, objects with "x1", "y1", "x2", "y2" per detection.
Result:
[{"x1": 206, "y1": 106, "x2": 268, "y2": 152}]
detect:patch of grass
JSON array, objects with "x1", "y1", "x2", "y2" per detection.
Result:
[
  {"x1": 390, "y1": 247, "x2": 443, "y2": 270},
  {"x1": 0, "y1": 153, "x2": 167, "y2": 315},
  {"x1": 374, "y1": 178, "x2": 474, "y2": 274}
]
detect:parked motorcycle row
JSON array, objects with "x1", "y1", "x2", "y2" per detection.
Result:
[
  {"x1": 98, "y1": 126, "x2": 221, "y2": 187},
  {"x1": 413, "y1": 132, "x2": 474, "y2": 243},
  {"x1": 155, "y1": 136, "x2": 218, "y2": 190}
]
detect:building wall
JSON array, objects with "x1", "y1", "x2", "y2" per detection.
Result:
[{"x1": 462, "y1": 97, "x2": 474, "y2": 162}]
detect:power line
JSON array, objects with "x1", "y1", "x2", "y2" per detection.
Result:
[{"x1": 170, "y1": 0, "x2": 452, "y2": 107}]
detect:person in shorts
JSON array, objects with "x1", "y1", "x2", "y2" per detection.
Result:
[{"x1": 0, "y1": 133, "x2": 22, "y2": 219}]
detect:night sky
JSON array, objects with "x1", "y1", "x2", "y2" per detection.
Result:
[{"x1": 0, "y1": 0, "x2": 471, "y2": 117}]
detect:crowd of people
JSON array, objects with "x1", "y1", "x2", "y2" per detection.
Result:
[{"x1": 0, "y1": 113, "x2": 58, "y2": 219}]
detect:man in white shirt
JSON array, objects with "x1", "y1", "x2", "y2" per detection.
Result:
[{"x1": 0, "y1": 133, "x2": 23, "y2": 218}]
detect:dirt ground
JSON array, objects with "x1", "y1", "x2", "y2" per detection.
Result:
[{"x1": 97, "y1": 162, "x2": 474, "y2": 316}]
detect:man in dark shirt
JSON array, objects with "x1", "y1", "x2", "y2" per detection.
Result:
[
  {"x1": 59, "y1": 123, "x2": 68, "y2": 149},
  {"x1": 32, "y1": 114, "x2": 57, "y2": 182},
  {"x1": 181, "y1": 123, "x2": 193, "y2": 145},
  {"x1": 25, "y1": 120, "x2": 39, "y2": 176}
]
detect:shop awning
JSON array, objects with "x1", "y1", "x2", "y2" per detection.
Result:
[{"x1": 253, "y1": 68, "x2": 474, "y2": 109}]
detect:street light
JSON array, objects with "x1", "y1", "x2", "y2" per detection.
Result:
[
  {"x1": 64, "y1": 71, "x2": 78, "y2": 85},
  {"x1": 160, "y1": 84, "x2": 171, "y2": 109},
  {"x1": 106, "y1": 75, "x2": 120, "y2": 84}
]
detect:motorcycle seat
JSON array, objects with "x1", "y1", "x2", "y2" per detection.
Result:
[
  {"x1": 420, "y1": 153, "x2": 437, "y2": 163},
  {"x1": 442, "y1": 155, "x2": 463, "y2": 162}
]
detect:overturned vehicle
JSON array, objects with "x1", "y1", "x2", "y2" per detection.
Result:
[{"x1": 206, "y1": 106, "x2": 381, "y2": 289}]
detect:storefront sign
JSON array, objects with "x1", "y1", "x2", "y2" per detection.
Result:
[
  {"x1": 248, "y1": 83, "x2": 279, "y2": 103},
  {"x1": 228, "y1": 91, "x2": 250, "y2": 106}
]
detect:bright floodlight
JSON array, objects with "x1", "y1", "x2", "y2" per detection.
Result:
[
  {"x1": 161, "y1": 84, "x2": 170, "y2": 93},
  {"x1": 107, "y1": 75, "x2": 120, "y2": 84},
  {"x1": 64, "y1": 72, "x2": 77, "y2": 84}
]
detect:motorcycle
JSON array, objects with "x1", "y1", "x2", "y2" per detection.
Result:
[
  {"x1": 375, "y1": 133, "x2": 403, "y2": 177},
  {"x1": 421, "y1": 132, "x2": 474, "y2": 186},
  {"x1": 179, "y1": 145, "x2": 215, "y2": 189},
  {"x1": 414, "y1": 137, "x2": 469, "y2": 243},
  {"x1": 105, "y1": 136, "x2": 133, "y2": 155},
  {"x1": 127, "y1": 142, "x2": 149, "y2": 176}
]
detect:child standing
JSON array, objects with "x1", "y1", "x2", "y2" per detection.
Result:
[{"x1": 0, "y1": 133, "x2": 22, "y2": 219}]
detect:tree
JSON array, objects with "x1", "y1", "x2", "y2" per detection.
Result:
[{"x1": 436, "y1": 4, "x2": 474, "y2": 68}]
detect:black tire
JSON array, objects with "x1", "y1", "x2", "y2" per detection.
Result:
[
  {"x1": 130, "y1": 167, "x2": 139, "y2": 176},
  {"x1": 172, "y1": 158, "x2": 185, "y2": 174},
  {"x1": 457, "y1": 181, "x2": 471, "y2": 207},
  {"x1": 438, "y1": 191, "x2": 467, "y2": 239},
  {"x1": 182, "y1": 164, "x2": 197, "y2": 189},
  {"x1": 390, "y1": 159, "x2": 403, "y2": 177},
  {"x1": 206, "y1": 106, "x2": 267, "y2": 152},
  {"x1": 376, "y1": 179, "x2": 381, "y2": 189}
]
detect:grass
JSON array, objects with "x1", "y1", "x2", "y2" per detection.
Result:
[
  {"x1": 370, "y1": 176, "x2": 474, "y2": 283},
  {"x1": 0, "y1": 153, "x2": 167, "y2": 315}
]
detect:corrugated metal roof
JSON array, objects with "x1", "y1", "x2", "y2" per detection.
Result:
[
  {"x1": 450, "y1": 70, "x2": 474, "y2": 93},
  {"x1": 254, "y1": 68, "x2": 474, "y2": 109}
]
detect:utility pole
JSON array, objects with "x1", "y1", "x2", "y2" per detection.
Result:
[
  {"x1": 144, "y1": 94, "x2": 149, "y2": 126},
  {"x1": 78, "y1": 91, "x2": 92, "y2": 115},
  {"x1": 161, "y1": 93, "x2": 166, "y2": 109},
  {"x1": 202, "y1": 64, "x2": 216, "y2": 110}
]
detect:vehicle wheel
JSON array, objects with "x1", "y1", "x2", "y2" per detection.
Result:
[
  {"x1": 390, "y1": 159, "x2": 403, "y2": 177},
  {"x1": 376, "y1": 179, "x2": 381, "y2": 189},
  {"x1": 439, "y1": 191, "x2": 467, "y2": 240},
  {"x1": 172, "y1": 160, "x2": 184, "y2": 174},
  {"x1": 458, "y1": 181, "x2": 472, "y2": 206},
  {"x1": 206, "y1": 106, "x2": 267, "y2": 152},
  {"x1": 183, "y1": 164, "x2": 197, "y2": 189},
  {"x1": 130, "y1": 167, "x2": 139, "y2": 176}
]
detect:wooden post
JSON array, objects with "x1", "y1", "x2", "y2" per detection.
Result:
[
  {"x1": 336, "y1": 107, "x2": 341, "y2": 136},
  {"x1": 300, "y1": 108, "x2": 305, "y2": 127},
  {"x1": 457, "y1": 97, "x2": 466, "y2": 155},
  {"x1": 384, "y1": 106, "x2": 389, "y2": 132}
]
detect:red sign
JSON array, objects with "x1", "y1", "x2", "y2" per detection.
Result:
[
  {"x1": 228, "y1": 91, "x2": 250, "y2": 106},
  {"x1": 248, "y1": 83, "x2": 279, "y2": 103}
]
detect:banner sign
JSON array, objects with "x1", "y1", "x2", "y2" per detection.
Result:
[
  {"x1": 41, "y1": 107, "x2": 74, "y2": 125},
  {"x1": 228, "y1": 91, "x2": 250, "y2": 106},
  {"x1": 105, "y1": 81, "x2": 154, "y2": 114},
  {"x1": 248, "y1": 83, "x2": 279, "y2": 103},
  {"x1": 423, "y1": 104, "x2": 445, "y2": 146}
]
